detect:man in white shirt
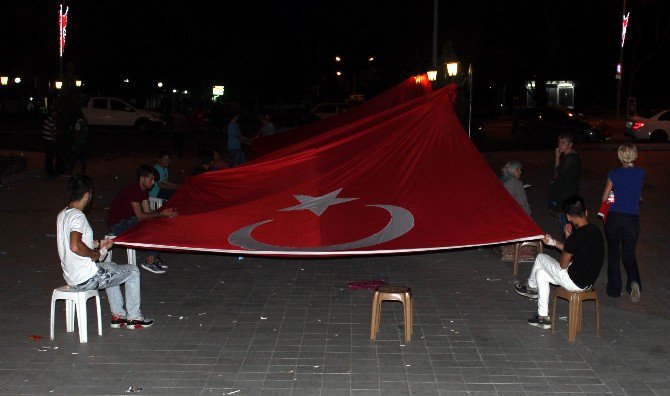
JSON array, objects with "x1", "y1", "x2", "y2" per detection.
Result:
[{"x1": 57, "y1": 175, "x2": 154, "y2": 329}]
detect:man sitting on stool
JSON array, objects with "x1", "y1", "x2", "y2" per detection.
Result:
[
  {"x1": 57, "y1": 175, "x2": 154, "y2": 329},
  {"x1": 514, "y1": 195, "x2": 604, "y2": 329}
]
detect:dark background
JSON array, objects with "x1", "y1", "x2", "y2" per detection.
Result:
[{"x1": 1, "y1": 0, "x2": 669, "y2": 113}]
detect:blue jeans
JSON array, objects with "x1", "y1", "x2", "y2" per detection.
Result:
[
  {"x1": 228, "y1": 148, "x2": 245, "y2": 167},
  {"x1": 110, "y1": 217, "x2": 158, "y2": 258},
  {"x1": 72, "y1": 262, "x2": 142, "y2": 319},
  {"x1": 605, "y1": 211, "x2": 641, "y2": 297}
]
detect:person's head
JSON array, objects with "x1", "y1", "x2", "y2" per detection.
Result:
[
  {"x1": 212, "y1": 148, "x2": 222, "y2": 160},
  {"x1": 264, "y1": 113, "x2": 272, "y2": 122},
  {"x1": 502, "y1": 161, "x2": 522, "y2": 179},
  {"x1": 158, "y1": 150, "x2": 172, "y2": 167},
  {"x1": 137, "y1": 164, "x2": 159, "y2": 190},
  {"x1": 617, "y1": 142, "x2": 637, "y2": 166},
  {"x1": 230, "y1": 114, "x2": 239, "y2": 122},
  {"x1": 67, "y1": 175, "x2": 93, "y2": 207},
  {"x1": 557, "y1": 132, "x2": 574, "y2": 154},
  {"x1": 564, "y1": 195, "x2": 588, "y2": 225}
]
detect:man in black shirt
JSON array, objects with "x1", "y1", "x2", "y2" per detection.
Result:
[{"x1": 514, "y1": 195, "x2": 604, "y2": 329}]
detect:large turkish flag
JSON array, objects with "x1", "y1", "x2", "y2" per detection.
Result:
[{"x1": 114, "y1": 84, "x2": 543, "y2": 256}]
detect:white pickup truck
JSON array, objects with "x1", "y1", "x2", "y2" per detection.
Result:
[{"x1": 82, "y1": 97, "x2": 165, "y2": 132}]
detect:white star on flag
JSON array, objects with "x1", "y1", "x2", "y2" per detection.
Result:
[{"x1": 280, "y1": 188, "x2": 357, "y2": 216}]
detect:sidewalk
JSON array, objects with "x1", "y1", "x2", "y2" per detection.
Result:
[{"x1": 0, "y1": 149, "x2": 669, "y2": 395}]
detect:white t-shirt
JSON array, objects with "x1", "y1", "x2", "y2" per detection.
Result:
[{"x1": 57, "y1": 208, "x2": 98, "y2": 285}]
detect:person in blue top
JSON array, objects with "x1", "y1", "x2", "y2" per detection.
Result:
[
  {"x1": 149, "y1": 150, "x2": 180, "y2": 200},
  {"x1": 601, "y1": 142, "x2": 645, "y2": 302},
  {"x1": 227, "y1": 114, "x2": 251, "y2": 167}
]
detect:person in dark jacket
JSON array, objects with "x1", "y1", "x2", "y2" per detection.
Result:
[{"x1": 549, "y1": 132, "x2": 580, "y2": 238}]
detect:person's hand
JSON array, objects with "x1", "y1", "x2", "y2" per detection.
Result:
[
  {"x1": 564, "y1": 223, "x2": 573, "y2": 238},
  {"x1": 542, "y1": 234, "x2": 556, "y2": 246},
  {"x1": 100, "y1": 239, "x2": 114, "y2": 250},
  {"x1": 162, "y1": 208, "x2": 178, "y2": 218}
]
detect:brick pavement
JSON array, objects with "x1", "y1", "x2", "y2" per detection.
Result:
[{"x1": 1, "y1": 148, "x2": 669, "y2": 395}]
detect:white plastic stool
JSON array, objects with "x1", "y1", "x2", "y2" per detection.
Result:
[{"x1": 50, "y1": 286, "x2": 102, "y2": 343}]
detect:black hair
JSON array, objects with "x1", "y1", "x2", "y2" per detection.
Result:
[
  {"x1": 137, "y1": 164, "x2": 159, "y2": 180},
  {"x1": 67, "y1": 175, "x2": 93, "y2": 202},
  {"x1": 158, "y1": 149, "x2": 171, "y2": 159},
  {"x1": 200, "y1": 154, "x2": 214, "y2": 165},
  {"x1": 564, "y1": 195, "x2": 586, "y2": 217},
  {"x1": 558, "y1": 132, "x2": 574, "y2": 144}
]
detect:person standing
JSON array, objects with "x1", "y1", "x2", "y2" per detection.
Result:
[
  {"x1": 257, "y1": 113, "x2": 276, "y2": 137},
  {"x1": 227, "y1": 114, "x2": 250, "y2": 167},
  {"x1": 601, "y1": 142, "x2": 644, "y2": 302},
  {"x1": 549, "y1": 132, "x2": 580, "y2": 238},
  {"x1": 57, "y1": 175, "x2": 154, "y2": 329},
  {"x1": 108, "y1": 165, "x2": 178, "y2": 274},
  {"x1": 43, "y1": 109, "x2": 64, "y2": 175},
  {"x1": 67, "y1": 113, "x2": 88, "y2": 175}
]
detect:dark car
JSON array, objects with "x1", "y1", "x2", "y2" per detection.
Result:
[
  {"x1": 511, "y1": 108, "x2": 611, "y2": 146},
  {"x1": 272, "y1": 111, "x2": 320, "y2": 133}
]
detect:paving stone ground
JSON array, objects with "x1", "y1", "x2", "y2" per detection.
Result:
[{"x1": 1, "y1": 146, "x2": 669, "y2": 395}]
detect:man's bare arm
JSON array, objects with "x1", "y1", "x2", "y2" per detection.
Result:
[{"x1": 70, "y1": 231, "x2": 101, "y2": 262}]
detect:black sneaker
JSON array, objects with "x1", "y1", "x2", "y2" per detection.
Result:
[
  {"x1": 154, "y1": 256, "x2": 168, "y2": 269},
  {"x1": 141, "y1": 259, "x2": 166, "y2": 274},
  {"x1": 126, "y1": 316, "x2": 154, "y2": 329},
  {"x1": 110, "y1": 315, "x2": 127, "y2": 329},
  {"x1": 528, "y1": 314, "x2": 552, "y2": 329},
  {"x1": 514, "y1": 281, "x2": 538, "y2": 299}
]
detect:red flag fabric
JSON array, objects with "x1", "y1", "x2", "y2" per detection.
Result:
[
  {"x1": 250, "y1": 75, "x2": 432, "y2": 158},
  {"x1": 114, "y1": 84, "x2": 543, "y2": 256}
]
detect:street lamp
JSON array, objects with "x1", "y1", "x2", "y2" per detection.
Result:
[
  {"x1": 446, "y1": 62, "x2": 458, "y2": 77},
  {"x1": 335, "y1": 56, "x2": 341, "y2": 62},
  {"x1": 0, "y1": 76, "x2": 7, "y2": 85},
  {"x1": 14, "y1": 77, "x2": 21, "y2": 84},
  {"x1": 75, "y1": 80, "x2": 82, "y2": 87},
  {"x1": 336, "y1": 71, "x2": 342, "y2": 76},
  {"x1": 368, "y1": 57, "x2": 374, "y2": 62},
  {"x1": 123, "y1": 78, "x2": 130, "y2": 83},
  {"x1": 427, "y1": 70, "x2": 437, "y2": 82},
  {"x1": 157, "y1": 82, "x2": 163, "y2": 88},
  {"x1": 172, "y1": 89, "x2": 177, "y2": 93},
  {"x1": 55, "y1": 81, "x2": 63, "y2": 89}
]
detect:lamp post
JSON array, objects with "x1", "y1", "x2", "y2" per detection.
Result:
[
  {"x1": 446, "y1": 62, "x2": 458, "y2": 78},
  {"x1": 615, "y1": 0, "x2": 629, "y2": 118},
  {"x1": 0, "y1": 76, "x2": 8, "y2": 86}
]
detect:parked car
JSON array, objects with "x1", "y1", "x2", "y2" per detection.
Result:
[
  {"x1": 310, "y1": 102, "x2": 348, "y2": 119},
  {"x1": 272, "y1": 111, "x2": 320, "y2": 133},
  {"x1": 511, "y1": 108, "x2": 611, "y2": 145},
  {"x1": 626, "y1": 109, "x2": 670, "y2": 142},
  {"x1": 82, "y1": 97, "x2": 165, "y2": 132}
]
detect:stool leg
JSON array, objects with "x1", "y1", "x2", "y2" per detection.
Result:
[
  {"x1": 127, "y1": 248, "x2": 136, "y2": 265},
  {"x1": 551, "y1": 295, "x2": 558, "y2": 334},
  {"x1": 513, "y1": 243, "x2": 520, "y2": 277},
  {"x1": 408, "y1": 293, "x2": 413, "y2": 336},
  {"x1": 567, "y1": 295, "x2": 577, "y2": 342},
  {"x1": 403, "y1": 297, "x2": 411, "y2": 342},
  {"x1": 95, "y1": 294, "x2": 102, "y2": 336},
  {"x1": 595, "y1": 296, "x2": 600, "y2": 338},
  {"x1": 66, "y1": 300, "x2": 75, "y2": 332},
  {"x1": 50, "y1": 294, "x2": 57, "y2": 340},
  {"x1": 576, "y1": 300, "x2": 583, "y2": 333},
  {"x1": 370, "y1": 292, "x2": 379, "y2": 341},
  {"x1": 76, "y1": 294, "x2": 88, "y2": 343}
]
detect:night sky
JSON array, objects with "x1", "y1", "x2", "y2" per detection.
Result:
[{"x1": 1, "y1": 0, "x2": 668, "y2": 109}]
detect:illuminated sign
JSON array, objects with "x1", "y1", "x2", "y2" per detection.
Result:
[
  {"x1": 212, "y1": 85, "x2": 224, "y2": 96},
  {"x1": 621, "y1": 12, "x2": 630, "y2": 48},
  {"x1": 59, "y1": 4, "x2": 69, "y2": 58}
]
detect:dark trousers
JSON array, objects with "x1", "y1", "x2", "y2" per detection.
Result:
[
  {"x1": 68, "y1": 145, "x2": 87, "y2": 175},
  {"x1": 44, "y1": 140, "x2": 64, "y2": 175},
  {"x1": 605, "y1": 211, "x2": 641, "y2": 296}
]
